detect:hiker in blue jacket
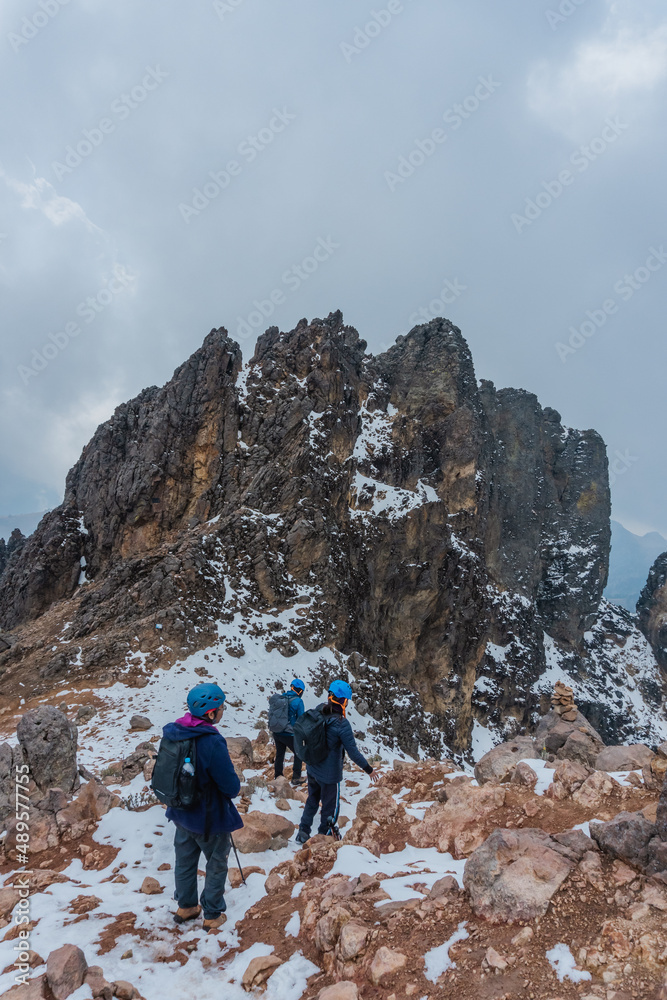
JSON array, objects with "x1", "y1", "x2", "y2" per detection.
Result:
[
  {"x1": 296, "y1": 680, "x2": 379, "y2": 844},
  {"x1": 162, "y1": 683, "x2": 243, "y2": 931},
  {"x1": 270, "y1": 678, "x2": 306, "y2": 787}
]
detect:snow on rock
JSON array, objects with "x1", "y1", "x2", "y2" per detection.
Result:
[{"x1": 537, "y1": 601, "x2": 667, "y2": 746}]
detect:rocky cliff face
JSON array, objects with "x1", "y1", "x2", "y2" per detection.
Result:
[
  {"x1": 638, "y1": 551, "x2": 667, "y2": 670},
  {"x1": 0, "y1": 313, "x2": 664, "y2": 751}
]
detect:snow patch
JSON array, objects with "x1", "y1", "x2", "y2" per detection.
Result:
[
  {"x1": 546, "y1": 942, "x2": 591, "y2": 983},
  {"x1": 424, "y1": 921, "x2": 469, "y2": 982}
]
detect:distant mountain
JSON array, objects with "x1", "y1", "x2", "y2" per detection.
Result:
[
  {"x1": 0, "y1": 511, "x2": 47, "y2": 542},
  {"x1": 605, "y1": 520, "x2": 667, "y2": 612}
]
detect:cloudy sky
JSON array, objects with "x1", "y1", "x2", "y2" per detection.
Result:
[{"x1": 1, "y1": 0, "x2": 666, "y2": 536}]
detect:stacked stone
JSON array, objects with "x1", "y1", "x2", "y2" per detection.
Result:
[{"x1": 551, "y1": 680, "x2": 578, "y2": 722}]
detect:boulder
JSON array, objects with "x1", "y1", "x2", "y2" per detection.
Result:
[
  {"x1": 548, "y1": 759, "x2": 591, "y2": 800},
  {"x1": 0, "y1": 888, "x2": 20, "y2": 921},
  {"x1": 645, "y1": 756, "x2": 667, "y2": 792},
  {"x1": 510, "y1": 761, "x2": 538, "y2": 790},
  {"x1": 658, "y1": 742, "x2": 667, "y2": 761},
  {"x1": 409, "y1": 783, "x2": 505, "y2": 857},
  {"x1": 337, "y1": 919, "x2": 371, "y2": 961},
  {"x1": 234, "y1": 812, "x2": 295, "y2": 853},
  {"x1": 571, "y1": 770, "x2": 620, "y2": 809},
  {"x1": 245, "y1": 811, "x2": 295, "y2": 839},
  {"x1": 55, "y1": 781, "x2": 120, "y2": 839},
  {"x1": 315, "y1": 906, "x2": 352, "y2": 952},
  {"x1": 111, "y1": 981, "x2": 140, "y2": 1000},
  {"x1": 463, "y1": 828, "x2": 578, "y2": 923},
  {"x1": 590, "y1": 811, "x2": 657, "y2": 870},
  {"x1": 118, "y1": 745, "x2": 153, "y2": 782},
  {"x1": 226, "y1": 737, "x2": 254, "y2": 769},
  {"x1": 552, "y1": 828, "x2": 597, "y2": 856},
  {"x1": 6, "y1": 810, "x2": 60, "y2": 855},
  {"x1": 595, "y1": 745, "x2": 655, "y2": 772},
  {"x1": 75, "y1": 705, "x2": 97, "y2": 724},
  {"x1": 474, "y1": 737, "x2": 540, "y2": 784},
  {"x1": 85, "y1": 965, "x2": 113, "y2": 1000},
  {"x1": 356, "y1": 786, "x2": 402, "y2": 822},
  {"x1": 558, "y1": 730, "x2": 601, "y2": 768},
  {"x1": 129, "y1": 715, "x2": 152, "y2": 731},
  {"x1": 535, "y1": 708, "x2": 603, "y2": 753},
  {"x1": 241, "y1": 955, "x2": 282, "y2": 990},
  {"x1": 427, "y1": 875, "x2": 459, "y2": 898},
  {"x1": 0, "y1": 974, "x2": 48, "y2": 999},
  {"x1": 267, "y1": 775, "x2": 296, "y2": 800},
  {"x1": 368, "y1": 946, "x2": 407, "y2": 985},
  {"x1": 233, "y1": 824, "x2": 272, "y2": 854},
  {"x1": 17, "y1": 707, "x2": 78, "y2": 794},
  {"x1": 318, "y1": 984, "x2": 358, "y2": 1000},
  {"x1": 46, "y1": 944, "x2": 88, "y2": 1000}
]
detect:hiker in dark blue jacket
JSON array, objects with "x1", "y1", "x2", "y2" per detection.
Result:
[
  {"x1": 296, "y1": 680, "x2": 379, "y2": 844},
  {"x1": 271, "y1": 678, "x2": 306, "y2": 787},
  {"x1": 162, "y1": 683, "x2": 243, "y2": 931}
]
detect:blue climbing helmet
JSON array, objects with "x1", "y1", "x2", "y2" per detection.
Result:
[
  {"x1": 290, "y1": 678, "x2": 305, "y2": 693},
  {"x1": 329, "y1": 679, "x2": 352, "y2": 701},
  {"x1": 187, "y1": 683, "x2": 226, "y2": 718}
]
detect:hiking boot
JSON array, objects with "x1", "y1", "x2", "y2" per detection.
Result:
[
  {"x1": 203, "y1": 914, "x2": 227, "y2": 933},
  {"x1": 295, "y1": 829, "x2": 310, "y2": 845},
  {"x1": 291, "y1": 776, "x2": 305, "y2": 787},
  {"x1": 173, "y1": 905, "x2": 201, "y2": 924}
]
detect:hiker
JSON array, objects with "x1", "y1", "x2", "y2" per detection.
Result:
[
  {"x1": 294, "y1": 679, "x2": 379, "y2": 844},
  {"x1": 153, "y1": 683, "x2": 243, "y2": 932},
  {"x1": 268, "y1": 677, "x2": 306, "y2": 787}
]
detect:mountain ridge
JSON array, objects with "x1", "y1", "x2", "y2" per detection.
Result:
[{"x1": 0, "y1": 313, "x2": 664, "y2": 751}]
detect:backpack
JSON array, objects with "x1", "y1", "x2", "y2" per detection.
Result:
[
  {"x1": 151, "y1": 736, "x2": 202, "y2": 809},
  {"x1": 268, "y1": 692, "x2": 293, "y2": 733},
  {"x1": 293, "y1": 708, "x2": 329, "y2": 766}
]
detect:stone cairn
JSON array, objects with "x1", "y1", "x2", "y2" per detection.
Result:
[{"x1": 551, "y1": 680, "x2": 578, "y2": 723}]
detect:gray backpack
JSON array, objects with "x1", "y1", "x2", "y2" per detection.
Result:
[{"x1": 268, "y1": 692, "x2": 292, "y2": 733}]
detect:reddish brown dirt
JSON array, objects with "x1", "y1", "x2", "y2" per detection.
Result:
[
  {"x1": 232, "y1": 848, "x2": 664, "y2": 1000},
  {"x1": 0, "y1": 831, "x2": 119, "y2": 879}
]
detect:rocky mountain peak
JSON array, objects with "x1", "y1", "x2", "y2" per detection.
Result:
[{"x1": 0, "y1": 314, "x2": 664, "y2": 753}]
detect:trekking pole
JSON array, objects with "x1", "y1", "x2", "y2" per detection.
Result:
[{"x1": 230, "y1": 834, "x2": 247, "y2": 886}]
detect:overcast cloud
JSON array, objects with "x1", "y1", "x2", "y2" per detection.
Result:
[{"x1": 1, "y1": 0, "x2": 666, "y2": 535}]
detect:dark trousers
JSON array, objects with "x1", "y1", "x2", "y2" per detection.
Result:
[
  {"x1": 173, "y1": 825, "x2": 231, "y2": 920},
  {"x1": 299, "y1": 776, "x2": 340, "y2": 836},
  {"x1": 274, "y1": 732, "x2": 303, "y2": 780}
]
